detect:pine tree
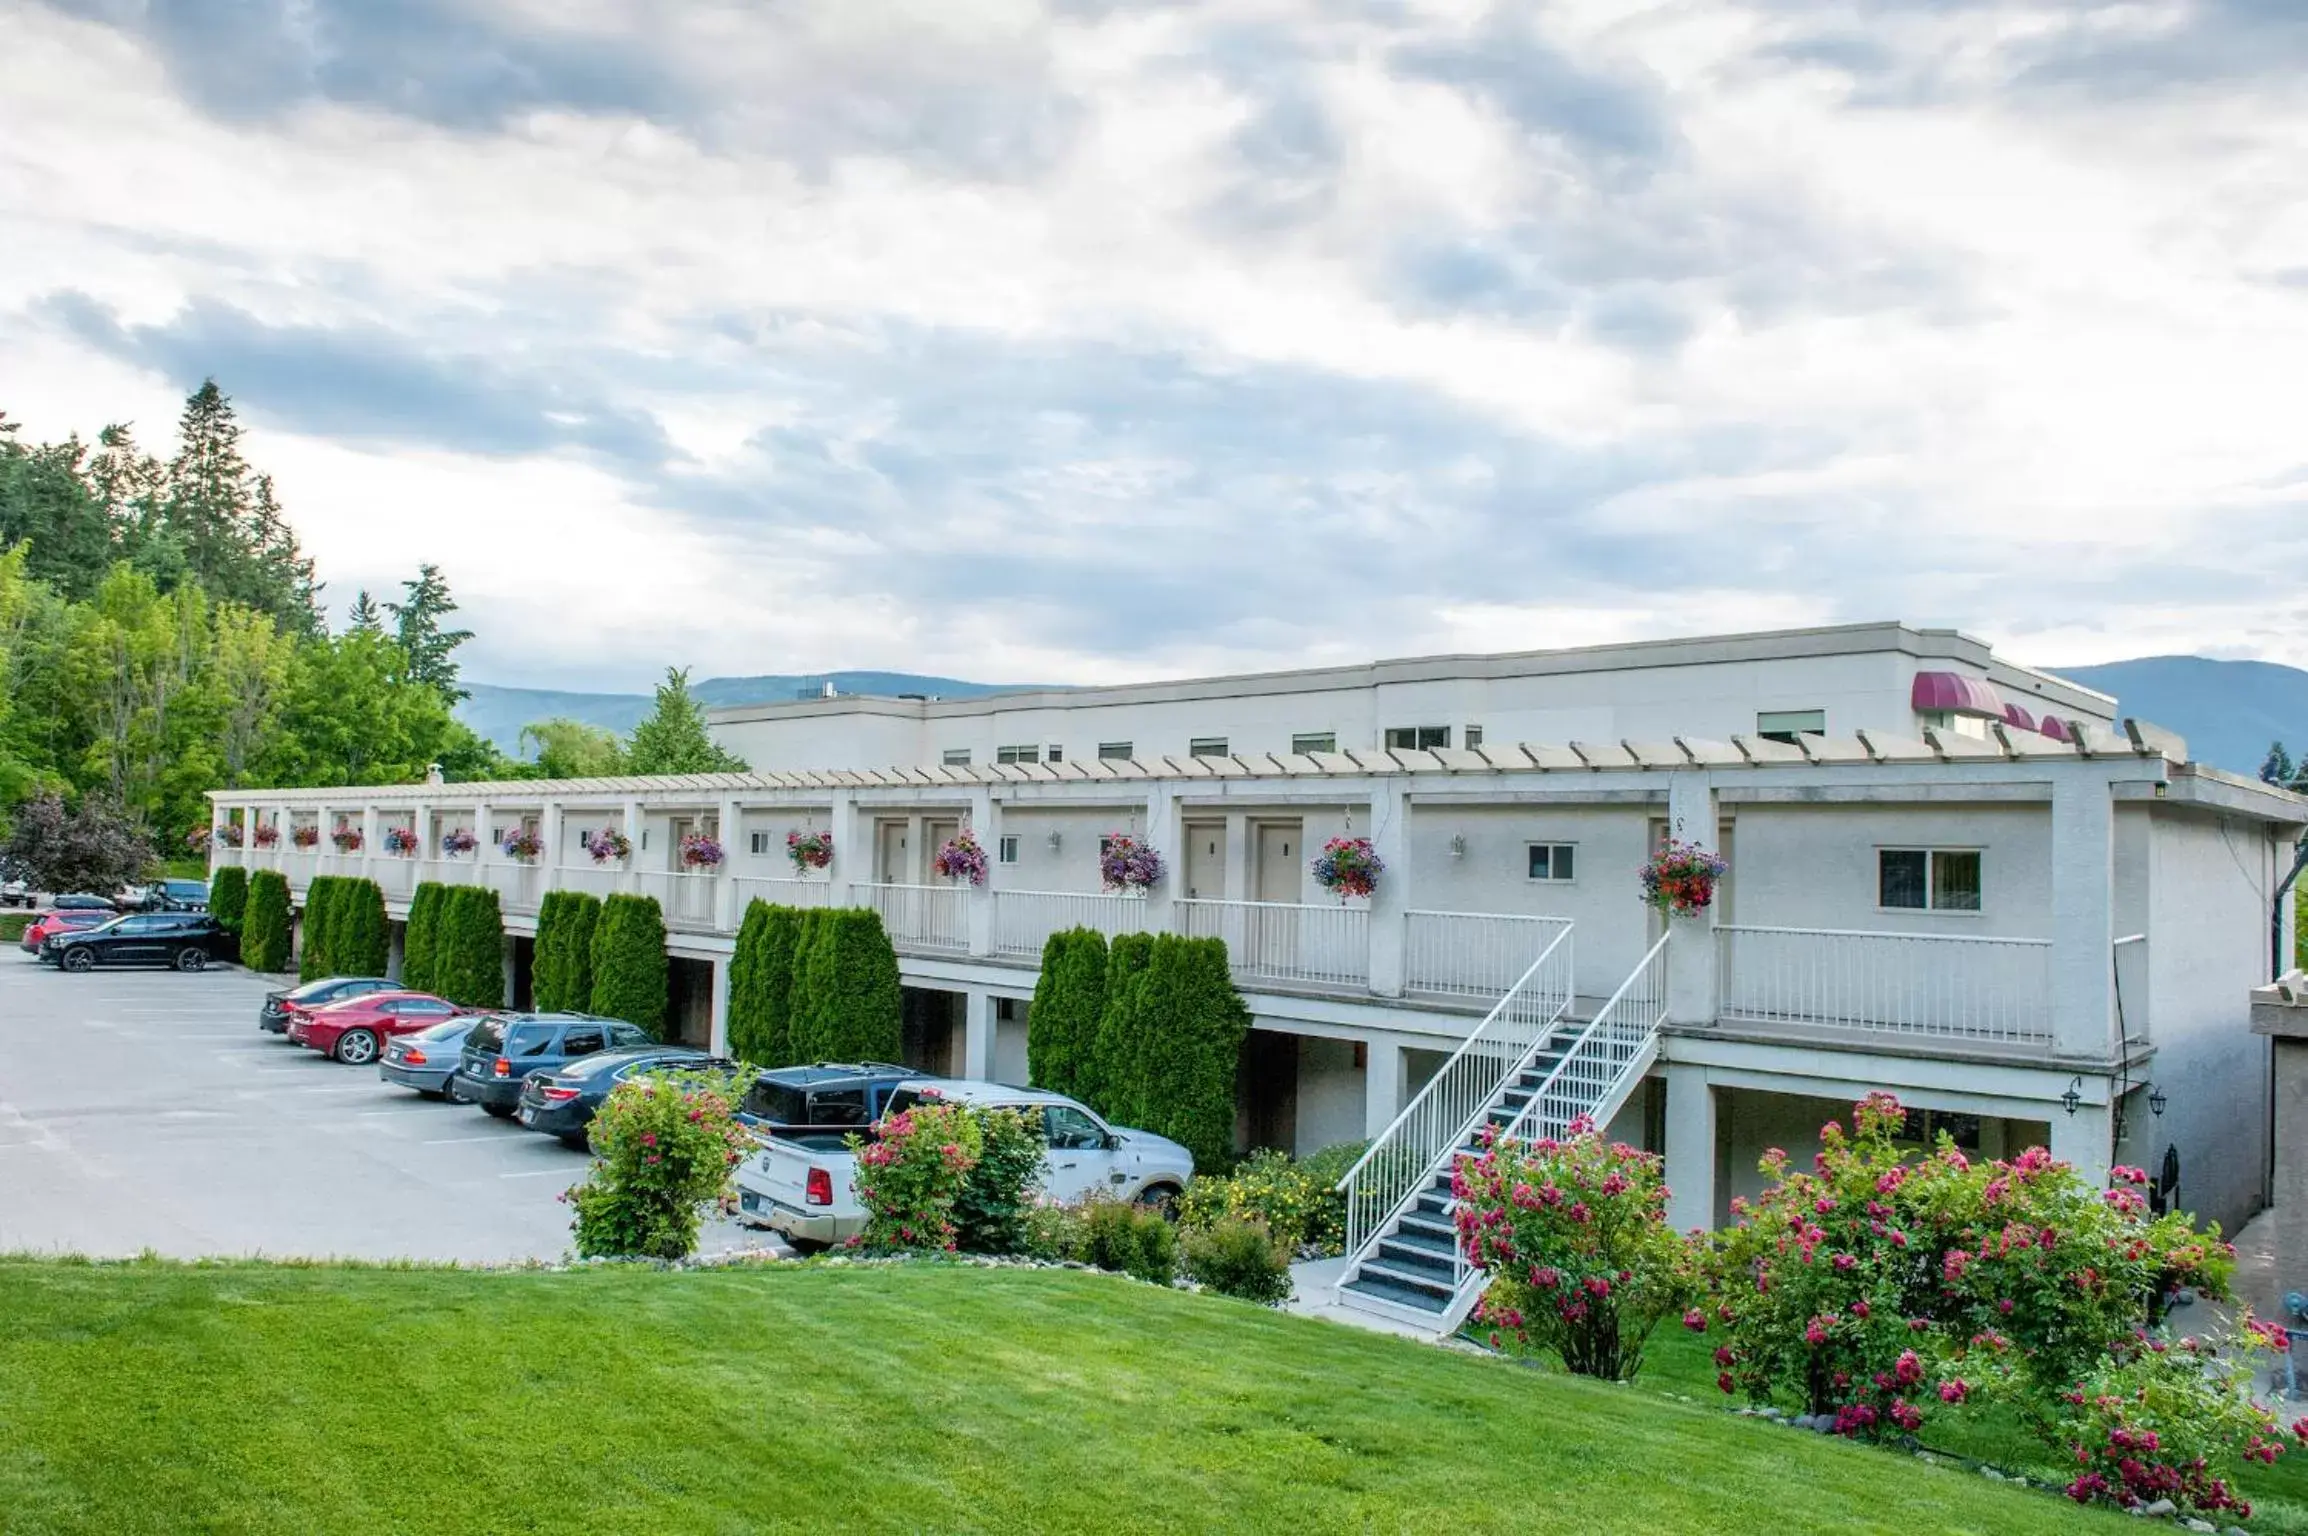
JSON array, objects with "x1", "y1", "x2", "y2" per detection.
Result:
[
  {"x1": 624, "y1": 666, "x2": 746, "y2": 775},
  {"x1": 385, "y1": 563, "x2": 473, "y2": 704},
  {"x1": 165, "y1": 381, "x2": 252, "y2": 603},
  {"x1": 346, "y1": 589, "x2": 383, "y2": 634}
]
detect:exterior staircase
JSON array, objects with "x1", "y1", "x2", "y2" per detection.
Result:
[{"x1": 1333, "y1": 933, "x2": 1670, "y2": 1333}]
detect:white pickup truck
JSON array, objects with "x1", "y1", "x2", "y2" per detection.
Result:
[{"x1": 736, "y1": 1079, "x2": 1195, "y2": 1252}]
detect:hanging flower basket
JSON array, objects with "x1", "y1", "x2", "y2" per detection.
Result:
[
  {"x1": 1640, "y1": 839, "x2": 1728, "y2": 916},
  {"x1": 382, "y1": 826, "x2": 418, "y2": 856},
  {"x1": 331, "y1": 826, "x2": 364, "y2": 853},
  {"x1": 290, "y1": 824, "x2": 319, "y2": 850},
  {"x1": 252, "y1": 824, "x2": 281, "y2": 849},
  {"x1": 439, "y1": 828, "x2": 478, "y2": 857},
  {"x1": 500, "y1": 827, "x2": 544, "y2": 862},
  {"x1": 681, "y1": 832, "x2": 725, "y2": 870},
  {"x1": 213, "y1": 823, "x2": 244, "y2": 849},
  {"x1": 787, "y1": 828, "x2": 834, "y2": 874},
  {"x1": 1099, "y1": 833, "x2": 1164, "y2": 893},
  {"x1": 586, "y1": 828, "x2": 632, "y2": 865},
  {"x1": 186, "y1": 826, "x2": 215, "y2": 852},
  {"x1": 934, "y1": 831, "x2": 989, "y2": 887},
  {"x1": 1310, "y1": 836, "x2": 1383, "y2": 901}
]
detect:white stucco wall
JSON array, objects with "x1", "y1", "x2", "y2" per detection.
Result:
[
  {"x1": 1292, "y1": 1036, "x2": 1369, "y2": 1155},
  {"x1": 1728, "y1": 802, "x2": 2055, "y2": 939},
  {"x1": 1406, "y1": 802, "x2": 1657, "y2": 997}
]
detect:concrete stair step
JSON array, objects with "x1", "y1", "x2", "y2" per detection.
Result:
[{"x1": 1343, "y1": 1268, "x2": 1453, "y2": 1313}]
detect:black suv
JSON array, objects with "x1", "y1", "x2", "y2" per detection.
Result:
[
  {"x1": 45, "y1": 913, "x2": 230, "y2": 972},
  {"x1": 455, "y1": 1013, "x2": 654, "y2": 1117}
]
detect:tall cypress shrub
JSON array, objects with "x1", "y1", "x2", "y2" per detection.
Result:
[
  {"x1": 791, "y1": 908, "x2": 901, "y2": 1065},
  {"x1": 758, "y1": 904, "x2": 806, "y2": 1065},
  {"x1": 209, "y1": 865, "x2": 247, "y2": 935},
  {"x1": 536, "y1": 890, "x2": 601, "y2": 1013},
  {"x1": 532, "y1": 891, "x2": 568, "y2": 1010},
  {"x1": 1091, "y1": 931, "x2": 1156, "y2": 1123},
  {"x1": 402, "y1": 882, "x2": 446, "y2": 993},
  {"x1": 1130, "y1": 935, "x2": 1249, "y2": 1171},
  {"x1": 1028, "y1": 928, "x2": 1108, "y2": 1099},
  {"x1": 339, "y1": 879, "x2": 389, "y2": 978},
  {"x1": 242, "y1": 870, "x2": 292, "y2": 975},
  {"x1": 590, "y1": 893, "x2": 668, "y2": 1037},
  {"x1": 436, "y1": 886, "x2": 505, "y2": 1008},
  {"x1": 298, "y1": 877, "x2": 338, "y2": 982},
  {"x1": 729, "y1": 899, "x2": 801, "y2": 1065}
]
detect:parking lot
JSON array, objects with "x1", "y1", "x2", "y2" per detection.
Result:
[{"x1": 0, "y1": 954, "x2": 776, "y2": 1262}]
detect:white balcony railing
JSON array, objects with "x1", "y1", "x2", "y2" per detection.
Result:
[
  {"x1": 554, "y1": 863, "x2": 625, "y2": 901},
  {"x1": 734, "y1": 875, "x2": 833, "y2": 913},
  {"x1": 633, "y1": 869, "x2": 719, "y2": 928},
  {"x1": 857, "y1": 881, "x2": 969, "y2": 954},
  {"x1": 994, "y1": 890, "x2": 1155, "y2": 958},
  {"x1": 412, "y1": 858, "x2": 478, "y2": 892},
  {"x1": 369, "y1": 858, "x2": 416, "y2": 901},
  {"x1": 1174, "y1": 898, "x2": 1368, "y2": 990},
  {"x1": 1716, "y1": 925, "x2": 2055, "y2": 1045},
  {"x1": 480, "y1": 862, "x2": 547, "y2": 913},
  {"x1": 1405, "y1": 911, "x2": 1576, "y2": 1001}
]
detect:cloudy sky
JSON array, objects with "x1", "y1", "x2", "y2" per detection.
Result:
[{"x1": 4, "y1": 0, "x2": 2306, "y2": 691}]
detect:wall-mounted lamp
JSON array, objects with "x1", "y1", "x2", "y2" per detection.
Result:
[
  {"x1": 2060, "y1": 1076, "x2": 2084, "y2": 1117},
  {"x1": 1449, "y1": 834, "x2": 1467, "y2": 860},
  {"x1": 1046, "y1": 829, "x2": 1063, "y2": 854},
  {"x1": 2148, "y1": 1083, "x2": 2168, "y2": 1118}
]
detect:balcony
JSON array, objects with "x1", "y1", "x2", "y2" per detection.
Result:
[
  {"x1": 855, "y1": 882, "x2": 969, "y2": 955},
  {"x1": 1175, "y1": 898, "x2": 1369, "y2": 991},
  {"x1": 993, "y1": 890, "x2": 1154, "y2": 959},
  {"x1": 1715, "y1": 924, "x2": 2055, "y2": 1047}
]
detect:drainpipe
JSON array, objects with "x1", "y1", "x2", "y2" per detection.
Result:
[{"x1": 2269, "y1": 832, "x2": 2308, "y2": 1212}]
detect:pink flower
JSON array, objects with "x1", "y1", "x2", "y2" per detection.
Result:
[
  {"x1": 1831, "y1": 1252, "x2": 1856, "y2": 1272},
  {"x1": 1716, "y1": 1372, "x2": 1735, "y2": 1395},
  {"x1": 1894, "y1": 1350, "x2": 1922, "y2": 1386},
  {"x1": 1939, "y1": 1380, "x2": 1968, "y2": 1404},
  {"x1": 1683, "y1": 1308, "x2": 1708, "y2": 1333}
]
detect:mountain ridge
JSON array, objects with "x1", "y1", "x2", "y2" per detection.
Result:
[{"x1": 456, "y1": 672, "x2": 1039, "y2": 755}]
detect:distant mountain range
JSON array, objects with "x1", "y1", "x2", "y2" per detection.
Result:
[
  {"x1": 456, "y1": 655, "x2": 2308, "y2": 783},
  {"x1": 2046, "y1": 657, "x2": 2308, "y2": 781},
  {"x1": 455, "y1": 672, "x2": 1033, "y2": 756}
]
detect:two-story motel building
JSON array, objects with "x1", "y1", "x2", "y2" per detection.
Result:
[{"x1": 209, "y1": 623, "x2": 2303, "y2": 1325}]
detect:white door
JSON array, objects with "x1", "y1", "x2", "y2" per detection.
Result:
[
  {"x1": 876, "y1": 820, "x2": 908, "y2": 883},
  {"x1": 1040, "y1": 1103, "x2": 1124, "y2": 1201},
  {"x1": 1253, "y1": 822, "x2": 1302, "y2": 903},
  {"x1": 922, "y1": 818, "x2": 960, "y2": 882},
  {"x1": 1183, "y1": 822, "x2": 1226, "y2": 899}
]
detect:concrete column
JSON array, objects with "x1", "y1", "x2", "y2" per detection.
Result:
[
  {"x1": 961, "y1": 988, "x2": 996, "y2": 1080},
  {"x1": 1367, "y1": 780, "x2": 1409, "y2": 998},
  {"x1": 540, "y1": 800, "x2": 563, "y2": 875},
  {"x1": 713, "y1": 797, "x2": 741, "y2": 932},
  {"x1": 1142, "y1": 784, "x2": 1179, "y2": 932},
  {"x1": 2051, "y1": 774, "x2": 2117, "y2": 1059},
  {"x1": 827, "y1": 790, "x2": 861, "y2": 906},
  {"x1": 2051, "y1": 1097, "x2": 2113, "y2": 1190},
  {"x1": 360, "y1": 805, "x2": 380, "y2": 870},
  {"x1": 621, "y1": 799, "x2": 644, "y2": 894},
  {"x1": 967, "y1": 788, "x2": 998, "y2": 957},
  {"x1": 471, "y1": 800, "x2": 495, "y2": 880},
  {"x1": 1222, "y1": 814, "x2": 1250, "y2": 904},
  {"x1": 1364, "y1": 1036, "x2": 1406, "y2": 1137},
  {"x1": 1663, "y1": 1063, "x2": 1718, "y2": 1233},
  {"x1": 708, "y1": 955, "x2": 731, "y2": 1057},
  {"x1": 1663, "y1": 771, "x2": 1720, "y2": 1027}
]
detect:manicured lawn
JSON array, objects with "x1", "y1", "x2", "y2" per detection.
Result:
[
  {"x1": 0, "y1": 1259, "x2": 2121, "y2": 1535},
  {"x1": 0, "y1": 911, "x2": 31, "y2": 943}
]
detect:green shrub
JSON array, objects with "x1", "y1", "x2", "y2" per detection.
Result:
[
  {"x1": 1126, "y1": 935, "x2": 1248, "y2": 1171},
  {"x1": 427, "y1": 885, "x2": 505, "y2": 1008},
  {"x1": 1028, "y1": 928, "x2": 1108, "y2": 1099},
  {"x1": 208, "y1": 865, "x2": 247, "y2": 934},
  {"x1": 1183, "y1": 1217, "x2": 1294, "y2": 1305},
  {"x1": 728, "y1": 901, "x2": 807, "y2": 1066},
  {"x1": 1178, "y1": 1148, "x2": 1345, "y2": 1257},
  {"x1": 567, "y1": 1069, "x2": 751, "y2": 1261},
  {"x1": 1022, "y1": 1199, "x2": 1088, "y2": 1264},
  {"x1": 590, "y1": 893, "x2": 668, "y2": 1036},
  {"x1": 402, "y1": 882, "x2": 446, "y2": 992},
  {"x1": 791, "y1": 908, "x2": 900, "y2": 1064},
  {"x1": 533, "y1": 890, "x2": 601, "y2": 1012},
  {"x1": 1090, "y1": 930, "x2": 1155, "y2": 1123},
  {"x1": 298, "y1": 876, "x2": 344, "y2": 982},
  {"x1": 1079, "y1": 1197, "x2": 1178, "y2": 1285},
  {"x1": 852, "y1": 1096, "x2": 982, "y2": 1254},
  {"x1": 952, "y1": 1106, "x2": 1045, "y2": 1255},
  {"x1": 241, "y1": 870, "x2": 291, "y2": 974},
  {"x1": 337, "y1": 879, "x2": 389, "y2": 977}
]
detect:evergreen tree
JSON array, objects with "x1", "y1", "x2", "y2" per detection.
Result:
[
  {"x1": 1028, "y1": 928, "x2": 1108, "y2": 1100},
  {"x1": 1092, "y1": 932, "x2": 1157, "y2": 1124},
  {"x1": 624, "y1": 666, "x2": 746, "y2": 775},
  {"x1": 1128, "y1": 936, "x2": 1249, "y2": 1169},
  {"x1": 338, "y1": 879, "x2": 388, "y2": 977},
  {"x1": 165, "y1": 381, "x2": 252, "y2": 604},
  {"x1": 729, "y1": 900, "x2": 809, "y2": 1065},
  {"x1": 402, "y1": 882, "x2": 445, "y2": 992},
  {"x1": 298, "y1": 876, "x2": 337, "y2": 982},
  {"x1": 242, "y1": 869, "x2": 292, "y2": 974},
  {"x1": 791, "y1": 908, "x2": 902, "y2": 1065},
  {"x1": 345, "y1": 589, "x2": 383, "y2": 635},
  {"x1": 384, "y1": 563, "x2": 472, "y2": 704},
  {"x1": 533, "y1": 889, "x2": 601, "y2": 1012},
  {"x1": 434, "y1": 886, "x2": 505, "y2": 1008},
  {"x1": 207, "y1": 864, "x2": 247, "y2": 935},
  {"x1": 589, "y1": 894, "x2": 669, "y2": 1037}
]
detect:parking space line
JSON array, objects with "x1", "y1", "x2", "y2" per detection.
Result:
[
  {"x1": 498, "y1": 1168, "x2": 573, "y2": 1179},
  {"x1": 423, "y1": 1135, "x2": 513, "y2": 1145}
]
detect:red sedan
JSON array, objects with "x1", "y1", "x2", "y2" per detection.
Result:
[
  {"x1": 18, "y1": 909, "x2": 111, "y2": 955},
  {"x1": 288, "y1": 991, "x2": 470, "y2": 1065}
]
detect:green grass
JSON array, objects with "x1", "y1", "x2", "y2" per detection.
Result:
[
  {"x1": 0, "y1": 911, "x2": 30, "y2": 942},
  {"x1": 0, "y1": 1260, "x2": 2124, "y2": 1535}
]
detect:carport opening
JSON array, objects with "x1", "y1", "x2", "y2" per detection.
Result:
[{"x1": 666, "y1": 957, "x2": 714, "y2": 1048}]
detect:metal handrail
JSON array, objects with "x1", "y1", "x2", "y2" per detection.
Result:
[{"x1": 1716, "y1": 922, "x2": 2049, "y2": 948}]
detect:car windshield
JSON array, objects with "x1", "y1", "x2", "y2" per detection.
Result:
[
  {"x1": 411, "y1": 1017, "x2": 476, "y2": 1044},
  {"x1": 464, "y1": 1017, "x2": 508, "y2": 1054},
  {"x1": 562, "y1": 1049, "x2": 678, "y2": 1081},
  {"x1": 288, "y1": 977, "x2": 361, "y2": 1002}
]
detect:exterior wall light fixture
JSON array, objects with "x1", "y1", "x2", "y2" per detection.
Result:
[
  {"x1": 1449, "y1": 834, "x2": 1467, "y2": 859},
  {"x1": 1046, "y1": 830, "x2": 1063, "y2": 853},
  {"x1": 2147, "y1": 1083, "x2": 2168, "y2": 1118},
  {"x1": 2060, "y1": 1076, "x2": 2084, "y2": 1117}
]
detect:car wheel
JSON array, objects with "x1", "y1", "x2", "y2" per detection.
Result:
[
  {"x1": 173, "y1": 947, "x2": 207, "y2": 973},
  {"x1": 559, "y1": 1133, "x2": 590, "y2": 1152},
  {"x1": 1135, "y1": 1184, "x2": 1183, "y2": 1219},
  {"x1": 60, "y1": 948, "x2": 94, "y2": 973},
  {"x1": 333, "y1": 1029, "x2": 380, "y2": 1066},
  {"x1": 786, "y1": 1238, "x2": 832, "y2": 1257},
  {"x1": 482, "y1": 1102, "x2": 514, "y2": 1119}
]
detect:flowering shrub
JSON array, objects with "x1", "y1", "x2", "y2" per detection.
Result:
[
  {"x1": 381, "y1": 826, "x2": 418, "y2": 855},
  {"x1": 1309, "y1": 836, "x2": 1383, "y2": 900},
  {"x1": 1639, "y1": 839, "x2": 1727, "y2": 915},
  {"x1": 330, "y1": 826, "x2": 363, "y2": 852},
  {"x1": 679, "y1": 832, "x2": 724, "y2": 869},
  {"x1": 1453, "y1": 1117, "x2": 1696, "y2": 1379},
  {"x1": 933, "y1": 831, "x2": 989, "y2": 886},
  {"x1": 951, "y1": 1106, "x2": 1045, "y2": 1255},
  {"x1": 439, "y1": 827, "x2": 478, "y2": 856},
  {"x1": 585, "y1": 828, "x2": 632, "y2": 864},
  {"x1": 566, "y1": 1069, "x2": 752, "y2": 1261},
  {"x1": 786, "y1": 829, "x2": 833, "y2": 872},
  {"x1": 1183, "y1": 1217, "x2": 1294, "y2": 1304},
  {"x1": 290, "y1": 824, "x2": 318, "y2": 849},
  {"x1": 1078, "y1": 1196, "x2": 1179, "y2": 1284},
  {"x1": 499, "y1": 827, "x2": 543, "y2": 861},
  {"x1": 851, "y1": 1097, "x2": 983, "y2": 1254},
  {"x1": 186, "y1": 825, "x2": 214, "y2": 852},
  {"x1": 252, "y1": 823, "x2": 280, "y2": 848},
  {"x1": 1099, "y1": 834, "x2": 1164, "y2": 893},
  {"x1": 1178, "y1": 1148, "x2": 1345, "y2": 1257}
]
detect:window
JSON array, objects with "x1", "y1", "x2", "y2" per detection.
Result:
[
  {"x1": 1526, "y1": 843, "x2": 1577, "y2": 882},
  {"x1": 1046, "y1": 745, "x2": 1063, "y2": 762},
  {"x1": 998, "y1": 835, "x2": 1020, "y2": 864},
  {"x1": 1894, "y1": 1109, "x2": 1981, "y2": 1151},
  {"x1": 561, "y1": 1027, "x2": 606, "y2": 1056},
  {"x1": 1385, "y1": 725, "x2": 1451, "y2": 751},
  {"x1": 1044, "y1": 1105, "x2": 1107, "y2": 1149},
  {"x1": 1097, "y1": 742, "x2": 1134, "y2": 760},
  {"x1": 1465, "y1": 725, "x2": 1484, "y2": 750},
  {"x1": 1291, "y1": 732, "x2": 1337, "y2": 755},
  {"x1": 1879, "y1": 848, "x2": 1983, "y2": 912},
  {"x1": 749, "y1": 831, "x2": 770, "y2": 855},
  {"x1": 610, "y1": 1024, "x2": 652, "y2": 1047},
  {"x1": 996, "y1": 744, "x2": 1039, "y2": 764},
  {"x1": 942, "y1": 749, "x2": 972, "y2": 767},
  {"x1": 1757, "y1": 709, "x2": 1827, "y2": 745},
  {"x1": 1189, "y1": 737, "x2": 1229, "y2": 758}
]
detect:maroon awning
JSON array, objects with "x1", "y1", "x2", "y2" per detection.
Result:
[
  {"x1": 2039, "y1": 715, "x2": 2073, "y2": 743},
  {"x1": 2002, "y1": 702, "x2": 2038, "y2": 731},
  {"x1": 1911, "y1": 671, "x2": 2006, "y2": 718}
]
